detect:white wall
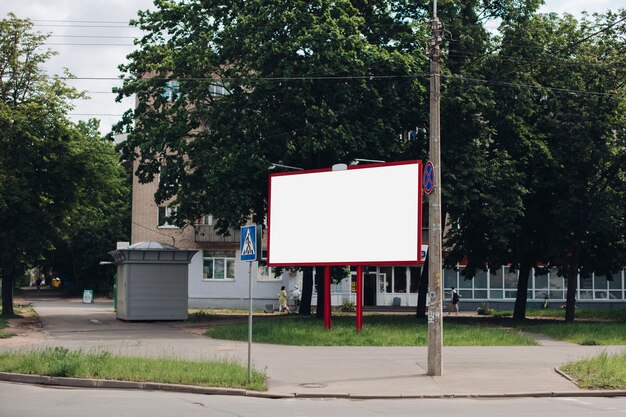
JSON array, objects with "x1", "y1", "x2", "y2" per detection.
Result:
[{"x1": 188, "y1": 250, "x2": 298, "y2": 310}]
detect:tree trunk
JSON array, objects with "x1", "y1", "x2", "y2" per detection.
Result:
[
  {"x1": 315, "y1": 266, "x2": 324, "y2": 319},
  {"x1": 565, "y1": 218, "x2": 583, "y2": 322},
  {"x1": 416, "y1": 257, "x2": 428, "y2": 319},
  {"x1": 512, "y1": 261, "x2": 532, "y2": 321},
  {"x1": 1, "y1": 269, "x2": 15, "y2": 317},
  {"x1": 565, "y1": 251, "x2": 580, "y2": 323},
  {"x1": 299, "y1": 267, "x2": 313, "y2": 316}
]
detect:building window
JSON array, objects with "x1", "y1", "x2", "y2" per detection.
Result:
[
  {"x1": 489, "y1": 267, "x2": 504, "y2": 299},
  {"x1": 257, "y1": 251, "x2": 282, "y2": 281},
  {"x1": 257, "y1": 264, "x2": 282, "y2": 281},
  {"x1": 444, "y1": 268, "x2": 458, "y2": 289},
  {"x1": 458, "y1": 267, "x2": 472, "y2": 299},
  {"x1": 503, "y1": 267, "x2": 518, "y2": 299},
  {"x1": 379, "y1": 267, "x2": 392, "y2": 293},
  {"x1": 161, "y1": 80, "x2": 180, "y2": 101},
  {"x1": 609, "y1": 270, "x2": 624, "y2": 299},
  {"x1": 157, "y1": 206, "x2": 178, "y2": 228},
  {"x1": 203, "y1": 250, "x2": 235, "y2": 280},
  {"x1": 549, "y1": 268, "x2": 565, "y2": 300},
  {"x1": 208, "y1": 83, "x2": 229, "y2": 97},
  {"x1": 409, "y1": 267, "x2": 421, "y2": 293},
  {"x1": 393, "y1": 267, "x2": 407, "y2": 293},
  {"x1": 579, "y1": 275, "x2": 593, "y2": 299}
]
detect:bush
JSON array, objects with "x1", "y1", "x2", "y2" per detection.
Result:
[{"x1": 341, "y1": 300, "x2": 356, "y2": 312}]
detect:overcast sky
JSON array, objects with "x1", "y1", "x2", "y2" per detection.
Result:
[{"x1": 1, "y1": 0, "x2": 624, "y2": 135}]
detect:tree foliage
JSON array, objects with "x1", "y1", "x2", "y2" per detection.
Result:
[
  {"x1": 115, "y1": 0, "x2": 427, "y2": 233},
  {"x1": 0, "y1": 14, "x2": 129, "y2": 315},
  {"x1": 443, "y1": 9, "x2": 626, "y2": 321},
  {"x1": 45, "y1": 119, "x2": 130, "y2": 294}
]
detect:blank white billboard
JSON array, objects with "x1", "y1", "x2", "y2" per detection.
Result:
[{"x1": 267, "y1": 161, "x2": 423, "y2": 266}]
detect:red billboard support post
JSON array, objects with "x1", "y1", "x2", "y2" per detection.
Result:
[
  {"x1": 356, "y1": 265, "x2": 363, "y2": 332},
  {"x1": 324, "y1": 266, "x2": 332, "y2": 330}
]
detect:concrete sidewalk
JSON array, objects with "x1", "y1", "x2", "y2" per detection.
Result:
[{"x1": 2, "y1": 297, "x2": 625, "y2": 398}]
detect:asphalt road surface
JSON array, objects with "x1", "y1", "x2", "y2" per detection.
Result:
[{"x1": 1, "y1": 382, "x2": 625, "y2": 417}]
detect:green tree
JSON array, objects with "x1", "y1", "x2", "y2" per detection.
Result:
[
  {"x1": 45, "y1": 119, "x2": 130, "y2": 294},
  {"x1": 0, "y1": 14, "x2": 87, "y2": 316},
  {"x1": 451, "y1": 10, "x2": 626, "y2": 321},
  {"x1": 425, "y1": 1, "x2": 540, "y2": 318},
  {"x1": 115, "y1": 0, "x2": 426, "y2": 230},
  {"x1": 531, "y1": 12, "x2": 626, "y2": 322}
]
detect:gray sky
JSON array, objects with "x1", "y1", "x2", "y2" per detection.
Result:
[{"x1": 1, "y1": 0, "x2": 624, "y2": 135}]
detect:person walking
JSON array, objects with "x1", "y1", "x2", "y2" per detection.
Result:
[
  {"x1": 290, "y1": 285, "x2": 302, "y2": 313},
  {"x1": 278, "y1": 286, "x2": 290, "y2": 313},
  {"x1": 449, "y1": 286, "x2": 460, "y2": 314}
]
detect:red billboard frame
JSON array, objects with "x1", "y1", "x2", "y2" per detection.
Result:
[{"x1": 267, "y1": 160, "x2": 423, "y2": 267}]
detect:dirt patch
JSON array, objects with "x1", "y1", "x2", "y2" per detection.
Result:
[{"x1": 0, "y1": 304, "x2": 46, "y2": 347}]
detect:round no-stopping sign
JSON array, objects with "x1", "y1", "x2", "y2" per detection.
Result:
[{"x1": 423, "y1": 161, "x2": 434, "y2": 194}]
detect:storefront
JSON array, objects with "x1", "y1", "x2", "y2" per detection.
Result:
[{"x1": 315, "y1": 265, "x2": 626, "y2": 308}]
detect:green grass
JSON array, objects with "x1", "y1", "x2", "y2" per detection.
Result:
[
  {"x1": 206, "y1": 315, "x2": 537, "y2": 346},
  {"x1": 561, "y1": 352, "x2": 626, "y2": 389},
  {"x1": 188, "y1": 308, "x2": 268, "y2": 322},
  {"x1": 0, "y1": 347, "x2": 267, "y2": 391},
  {"x1": 515, "y1": 321, "x2": 626, "y2": 345},
  {"x1": 527, "y1": 308, "x2": 626, "y2": 322},
  {"x1": 486, "y1": 308, "x2": 626, "y2": 322}
]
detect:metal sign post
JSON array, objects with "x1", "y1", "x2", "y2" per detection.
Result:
[{"x1": 240, "y1": 225, "x2": 257, "y2": 381}]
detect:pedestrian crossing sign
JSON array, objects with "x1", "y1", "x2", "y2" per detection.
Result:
[{"x1": 240, "y1": 225, "x2": 257, "y2": 261}]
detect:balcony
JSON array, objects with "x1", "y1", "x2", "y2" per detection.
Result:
[{"x1": 194, "y1": 225, "x2": 240, "y2": 243}]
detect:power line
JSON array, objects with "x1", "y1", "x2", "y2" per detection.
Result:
[
  {"x1": 45, "y1": 43, "x2": 134, "y2": 46},
  {"x1": 32, "y1": 19, "x2": 130, "y2": 24},
  {"x1": 57, "y1": 73, "x2": 625, "y2": 97},
  {"x1": 69, "y1": 113, "x2": 123, "y2": 117},
  {"x1": 555, "y1": 16, "x2": 626, "y2": 54},
  {"x1": 34, "y1": 24, "x2": 138, "y2": 28},
  {"x1": 441, "y1": 74, "x2": 625, "y2": 98},
  {"x1": 49, "y1": 35, "x2": 137, "y2": 39}
]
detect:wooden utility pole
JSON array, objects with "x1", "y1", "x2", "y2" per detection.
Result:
[{"x1": 427, "y1": 1, "x2": 443, "y2": 377}]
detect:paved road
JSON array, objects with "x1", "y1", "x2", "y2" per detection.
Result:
[
  {"x1": 2, "y1": 382, "x2": 626, "y2": 417},
  {"x1": 2, "y1": 297, "x2": 625, "y2": 397}
]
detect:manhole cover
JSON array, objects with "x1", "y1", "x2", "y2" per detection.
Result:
[{"x1": 299, "y1": 383, "x2": 327, "y2": 389}]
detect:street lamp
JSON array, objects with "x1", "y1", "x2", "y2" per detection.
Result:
[
  {"x1": 349, "y1": 158, "x2": 386, "y2": 166},
  {"x1": 268, "y1": 163, "x2": 304, "y2": 171}
]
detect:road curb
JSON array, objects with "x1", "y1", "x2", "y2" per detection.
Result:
[{"x1": 0, "y1": 372, "x2": 625, "y2": 399}]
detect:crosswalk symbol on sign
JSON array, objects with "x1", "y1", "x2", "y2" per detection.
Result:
[{"x1": 240, "y1": 225, "x2": 256, "y2": 261}]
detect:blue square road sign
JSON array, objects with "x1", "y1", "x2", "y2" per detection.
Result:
[{"x1": 240, "y1": 225, "x2": 257, "y2": 261}]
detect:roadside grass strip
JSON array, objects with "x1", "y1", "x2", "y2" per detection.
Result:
[
  {"x1": 526, "y1": 308, "x2": 626, "y2": 321},
  {"x1": 561, "y1": 352, "x2": 626, "y2": 389},
  {"x1": 488, "y1": 308, "x2": 626, "y2": 322},
  {"x1": 516, "y1": 321, "x2": 626, "y2": 345},
  {"x1": 0, "y1": 347, "x2": 267, "y2": 391},
  {"x1": 206, "y1": 315, "x2": 536, "y2": 346}
]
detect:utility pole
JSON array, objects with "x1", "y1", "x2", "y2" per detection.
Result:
[{"x1": 427, "y1": 0, "x2": 443, "y2": 377}]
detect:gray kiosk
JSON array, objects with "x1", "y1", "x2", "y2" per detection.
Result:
[{"x1": 109, "y1": 242, "x2": 197, "y2": 321}]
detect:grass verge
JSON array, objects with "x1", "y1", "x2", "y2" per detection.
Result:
[
  {"x1": 0, "y1": 347, "x2": 267, "y2": 391},
  {"x1": 188, "y1": 308, "x2": 267, "y2": 322},
  {"x1": 561, "y1": 352, "x2": 626, "y2": 389},
  {"x1": 515, "y1": 321, "x2": 626, "y2": 345},
  {"x1": 487, "y1": 308, "x2": 626, "y2": 322},
  {"x1": 206, "y1": 315, "x2": 536, "y2": 346}
]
